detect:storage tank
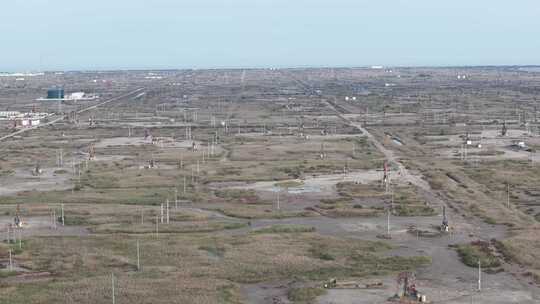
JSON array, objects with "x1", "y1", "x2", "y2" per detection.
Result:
[{"x1": 47, "y1": 88, "x2": 64, "y2": 99}]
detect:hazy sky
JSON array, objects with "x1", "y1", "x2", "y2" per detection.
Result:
[{"x1": 1, "y1": 0, "x2": 539, "y2": 71}]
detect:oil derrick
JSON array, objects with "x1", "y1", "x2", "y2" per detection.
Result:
[
  {"x1": 396, "y1": 272, "x2": 415, "y2": 297},
  {"x1": 520, "y1": 110, "x2": 527, "y2": 126},
  {"x1": 297, "y1": 117, "x2": 305, "y2": 138},
  {"x1": 319, "y1": 142, "x2": 326, "y2": 159},
  {"x1": 144, "y1": 128, "x2": 152, "y2": 140},
  {"x1": 441, "y1": 206, "x2": 449, "y2": 232},
  {"x1": 14, "y1": 204, "x2": 22, "y2": 228},
  {"x1": 501, "y1": 121, "x2": 508, "y2": 136},
  {"x1": 390, "y1": 271, "x2": 429, "y2": 303},
  {"x1": 382, "y1": 161, "x2": 389, "y2": 191},
  {"x1": 66, "y1": 111, "x2": 77, "y2": 123},
  {"x1": 88, "y1": 144, "x2": 96, "y2": 160},
  {"x1": 390, "y1": 272, "x2": 428, "y2": 303}
]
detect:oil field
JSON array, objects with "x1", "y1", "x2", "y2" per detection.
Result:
[{"x1": 1, "y1": 67, "x2": 540, "y2": 303}]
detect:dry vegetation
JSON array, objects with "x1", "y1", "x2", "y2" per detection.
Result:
[{"x1": 1, "y1": 67, "x2": 540, "y2": 303}]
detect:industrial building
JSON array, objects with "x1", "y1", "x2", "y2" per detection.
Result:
[
  {"x1": 37, "y1": 88, "x2": 99, "y2": 102},
  {"x1": 47, "y1": 87, "x2": 65, "y2": 99}
]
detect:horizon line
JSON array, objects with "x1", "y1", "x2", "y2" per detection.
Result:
[{"x1": 2, "y1": 64, "x2": 540, "y2": 74}]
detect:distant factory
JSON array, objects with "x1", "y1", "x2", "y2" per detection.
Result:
[{"x1": 37, "y1": 87, "x2": 99, "y2": 102}]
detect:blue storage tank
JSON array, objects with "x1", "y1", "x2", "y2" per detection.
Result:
[{"x1": 47, "y1": 88, "x2": 64, "y2": 99}]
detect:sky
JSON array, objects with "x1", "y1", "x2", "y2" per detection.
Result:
[{"x1": 1, "y1": 0, "x2": 539, "y2": 71}]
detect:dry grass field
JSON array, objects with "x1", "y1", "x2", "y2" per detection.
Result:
[{"x1": 1, "y1": 67, "x2": 539, "y2": 303}]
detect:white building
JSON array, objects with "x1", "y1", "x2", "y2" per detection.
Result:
[
  {"x1": 68, "y1": 92, "x2": 86, "y2": 100},
  {"x1": 0, "y1": 111, "x2": 21, "y2": 119},
  {"x1": 14, "y1": 118, "x2": 40, "y2": 128}
]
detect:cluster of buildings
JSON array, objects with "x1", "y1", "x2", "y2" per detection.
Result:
[
  {"x1": 0, "y1": 111, "x2": 52, "y2": 129},
  {"x1": 37, "y1": 87, "x2": 99, "y2": 102},
  {"x1": 2, "y1": 86, "x2": 99, "y2": 130}
]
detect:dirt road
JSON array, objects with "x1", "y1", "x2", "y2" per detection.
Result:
[{"x1": 324, "y1": 100, "x2": 430, "y2": 191}]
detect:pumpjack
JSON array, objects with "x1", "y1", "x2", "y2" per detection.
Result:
[
  {"x1": 32, "y1": 162, "x2": 43, "y2": 176},
  {"x1": 14, "y1": 204, "x2": 23, "y2": 228},
  {"x1": 501, "y1": 121, "x2": 508, "y2": 136}
]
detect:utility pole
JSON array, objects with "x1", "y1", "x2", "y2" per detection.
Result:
[
  {"x1": 387, "y1": 209, "x2": 391, "y2": 238},
  {"x1": 507, "y1": 183, "x2": 510, "y2": 209},
  {"x1": 141, "y1": 209, "x2": 144, "y2": 225},
  {"x1": 166, "y1": 199, "x2": 170, "y2": 224},
  {"x1": 391, "y1": 186, "x2": 394, "y2": 211},
  {"x1": 155, "y1": 215, "x2": 159, "y2": 238},
  {"x1": 61, "y1": 204, "x2": 65, "y2": 226},
  {"x1": 9, "y1": 249, "x2": 13, "y2": 271},
  {"x1": 160, "y1": 204, "x2": 164, "y2": 223},
  {"x1": 12, "y1": 226, "x2": 16, "y2": 245},
  {"x1": 111, "y1": 273, "x2": 116, "y2": 304},
  {"x1": 136, "y1": 240, "x2": 140, "y2": 271},
  {"x1": 175, "y1": 188, "x2": 178, "y2": 209},
  {"x1": 180, "y1": 153, "x2": 183, "y2": 169},
  {"x1": 276, "y1": 190, "x2": 280, "y2": 211},
  {"x1": 478, "y1": 260, "x2": 482, "y2": 292}
]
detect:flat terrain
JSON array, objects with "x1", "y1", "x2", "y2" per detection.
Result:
[{"x1": 0, "y1": 67, "x2": 539, "y2": 303}]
